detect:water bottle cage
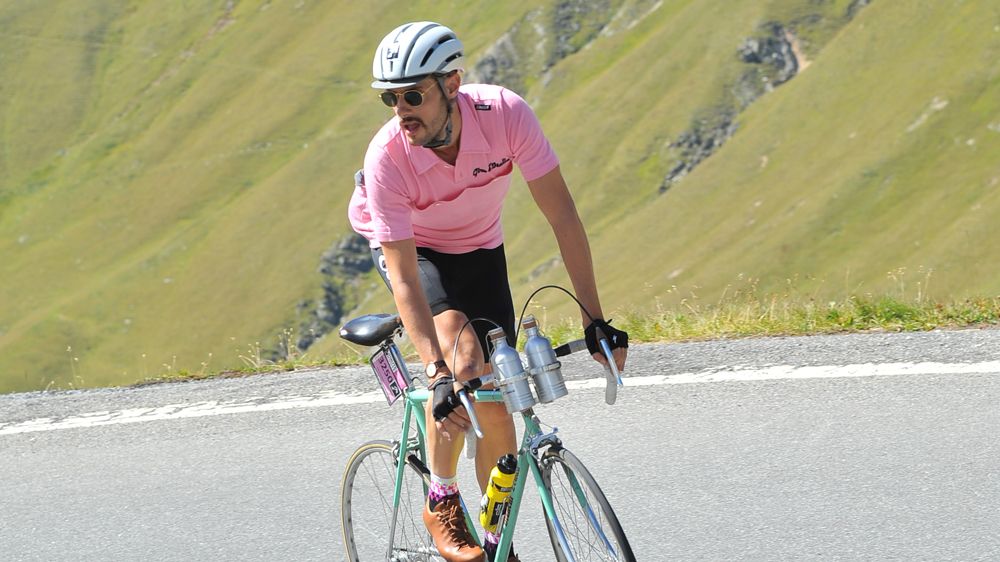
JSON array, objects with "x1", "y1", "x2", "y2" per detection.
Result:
[
  {"x1": 527, "y1": 360, "x2": 562, "y2": 376},
  {"x1": 496, "y1": 371, "x2": 531, "y2": 386}
]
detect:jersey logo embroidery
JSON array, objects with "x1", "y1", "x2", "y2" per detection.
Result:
[
  {"x1": 472, "y1": 157, "x2": 511, "y2": 177},
  {"x1": 475, "y1": 103, "x2": 492, "y2": 111}
]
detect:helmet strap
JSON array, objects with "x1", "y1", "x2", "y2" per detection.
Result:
[{"x1": 421, "y1": 76, "x2": 453, "y2": 149}]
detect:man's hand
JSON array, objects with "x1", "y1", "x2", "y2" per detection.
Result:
[
  {"x1": 428, "y1": 374, "x2": 472, "y2": 440},
  {"x1": 585, "y1": 319, "x2": 628, "y2": 373}
]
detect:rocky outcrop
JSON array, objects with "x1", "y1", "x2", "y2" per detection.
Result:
[
  {"x1": 318, "y1": 232, "x2": 372, "y2": 277},
  {"x1": 664, "y1": 22, "x2": 800, "y2": 192},
  {"x1": 660, "y1": 109, "x2": 737, "y2": 192},
  {"x1": 848, "y1": 0, "x2": 872, "y2": 18},
  {"x1": 469, "y1": 0, "x2": 624, "y2": 93},
  {"x1": 472, "y1": 34, "x2": 524, "y2": 92},
  {"x1": 734, "y1": 22, "x2": 800, "y2": 109},
  {"x1": 660, "y1": 2, "x2": 873, "y2": 193},
  {"x1": 266, "y1": 233, "x2": 373, "y2": 360}
]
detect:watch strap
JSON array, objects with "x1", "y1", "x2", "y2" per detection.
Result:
[{"x1": 426, "y1": 359, "x2": 449, "y2": 379}]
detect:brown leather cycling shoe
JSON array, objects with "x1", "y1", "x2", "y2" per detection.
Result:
[{"x1": 423, "y1": 496, "x2": 486, "y2": 562}]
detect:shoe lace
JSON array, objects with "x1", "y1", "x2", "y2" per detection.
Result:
[{"x1": 438, "y1": 497, "x2": 477, "y2": 546}]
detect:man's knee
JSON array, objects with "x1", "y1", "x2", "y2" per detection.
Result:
[
  {"x1": 453, "y1": 361, "x2": 484, "y2": 382},
  {"x1": 433, "y1": 310, "x2": 486, "y2": 382},
  {"x1": 473, "y1": 400, "x2": 513, "y2": 423}
]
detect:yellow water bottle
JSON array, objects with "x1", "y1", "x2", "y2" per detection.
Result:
[{"x1": 480, "y1": 454, "x2": 517, "y2": 533}]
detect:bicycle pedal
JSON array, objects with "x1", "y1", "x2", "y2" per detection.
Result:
[{"x1": 406, "y1": 453, "x2": 430, "y2": 476}]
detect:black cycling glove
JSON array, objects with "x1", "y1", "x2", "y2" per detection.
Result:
[
  {"x1": 584, "y1": 319, "x2": 629, "y2": 356},
  {"x1": 429, "y1": 375, "x2": 462, "y2": 422}
]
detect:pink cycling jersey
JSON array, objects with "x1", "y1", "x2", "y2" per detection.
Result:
[{"x1": 348, "y1": 83, "x2": 559, "y2": 253}]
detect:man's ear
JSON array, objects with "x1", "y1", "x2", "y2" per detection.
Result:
[{"x1": 445, "y1": 71, "x2": 462, "y2": 98}]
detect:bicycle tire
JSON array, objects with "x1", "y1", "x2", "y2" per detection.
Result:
[
  {"x1": 540, "y1": 447, "x2": 636, "y2": 562},
  {"x1": 341, "y1": 440, "x2": 442, "y2": 561}
]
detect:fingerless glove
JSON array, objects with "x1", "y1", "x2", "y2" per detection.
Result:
[
  {"x1": 584, "y1": 319, "x2": 629, "y2": 356},
  {"x1": 429, "y1": 375, "x2": 461, "y2": 422}
]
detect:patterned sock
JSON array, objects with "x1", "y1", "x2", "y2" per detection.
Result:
[
  {"x1": 484, "y1": 533, "x2": 509, "y2": 561},
  {"x1": 428, "y1": 473, "x2": 460, "y2": 509}
]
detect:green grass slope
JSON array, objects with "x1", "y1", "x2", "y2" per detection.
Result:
[
  {"x1": 0, "y1": 1, "x2": 531, "y2": 392},
  {"x1": 496, "y1": 0, "x2": 1000, "y2": 319},
  {"x1": 1, "y1": 0, "x2": 997, "y2": 393},
  {"x1": 580, "y1": 0, "x2": 1000, "y2": 308}
]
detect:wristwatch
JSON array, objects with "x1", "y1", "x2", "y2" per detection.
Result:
[{"x1": 425, "y1": 359, "x2": 449, "y2": 379}]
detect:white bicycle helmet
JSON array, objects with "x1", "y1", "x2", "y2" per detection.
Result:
[{"x1": 371, "y1": 22, "x2": 464, "y2": 89}]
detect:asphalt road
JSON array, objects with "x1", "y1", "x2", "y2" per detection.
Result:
[{"x1": 2, "y1": 329, "x2": 999, "y2": 560}]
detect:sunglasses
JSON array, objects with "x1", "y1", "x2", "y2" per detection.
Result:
[{"x1": 379, "y1": 84, "x2": 434, "y2": 108}]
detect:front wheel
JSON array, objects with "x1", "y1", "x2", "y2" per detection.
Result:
[
  {"x1": 341, "y1": 440, "x2": 442, "y2": 561},
  {"x1": 540, "y1": 447, "x2": 635, "y2": 562}
]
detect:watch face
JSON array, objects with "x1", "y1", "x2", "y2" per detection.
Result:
[{"x1": 426, "y1": 360, "x2": 448, "y2": 379}]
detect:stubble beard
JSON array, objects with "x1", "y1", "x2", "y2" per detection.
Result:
[{"x1": 401, "y1": 101, "x2": 450, "y2": 147}]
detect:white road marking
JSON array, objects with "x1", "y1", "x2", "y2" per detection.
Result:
[
  {"x1": 2, "y1": 361, "x2": 998, "y2": 436},
  {"x1": 575, "y1": 360, "x2": 1000, "y2": 389}
]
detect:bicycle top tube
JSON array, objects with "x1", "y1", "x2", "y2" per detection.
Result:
[{"x1": 407, "y1": 388, "x2": 504, "y2": 404}]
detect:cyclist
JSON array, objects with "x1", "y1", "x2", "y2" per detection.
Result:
[{"x1": 348, "y1": 21, "x2": 629, "y2": 562}]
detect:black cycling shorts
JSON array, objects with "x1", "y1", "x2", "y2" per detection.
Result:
[{"x1": 372, "y1": 245, "x2": 516, "y2": 362}]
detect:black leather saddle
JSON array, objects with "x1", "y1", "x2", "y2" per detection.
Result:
[{"x1": 339, "y1": 313, "x2": 402, "y2": 346}]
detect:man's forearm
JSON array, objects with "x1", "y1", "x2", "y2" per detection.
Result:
[
  {"x1": 552, "y1": 215, "x2": 604, "y2": 326},
  {"x1": 391, "y1": 279, "x2": 445, "y2": 368},
  {"x1": 527, "y1": 166, "x2": 606, "y2": 327}
]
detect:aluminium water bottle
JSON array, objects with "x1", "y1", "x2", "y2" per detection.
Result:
[
  {"x1": 488, "y1": 328, "x2": 536, "y2": 413},
  {"x1": 521, "y1": 315, "x2": 568, "y2": 403},
  {"x1": 479, "y1": 454, "x2": 517, "y2": 534}
]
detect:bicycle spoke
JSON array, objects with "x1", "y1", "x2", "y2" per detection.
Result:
[
  {"x1": 343, "y1": 441, "x2": 441, "y2": 561},
  {"x1": 553, "y1": 470, "x2": 616, "y2": 558},
  {"x1": 542, "y1": 448, "x2": 634, "y2": 562},
  {"x1": 564, "y1": 463, "x2": 618, "y2": 555}
]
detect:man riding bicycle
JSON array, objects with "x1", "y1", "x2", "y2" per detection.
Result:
[{"x1": 348, "y1": 21, "x2": 629, "y2": 562}]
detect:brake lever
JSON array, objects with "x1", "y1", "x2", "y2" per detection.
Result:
[
  {"x1": 599, "y1": 337, "x2": 624, "y2": 405},
  {"x1": 457, "y1": 384, "x2": 484, "y2": 439}
]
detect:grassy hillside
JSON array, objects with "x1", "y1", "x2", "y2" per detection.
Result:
[
  {"x1": 1, "y1": 0, "x2": 998, "y2": 393},
  {"x1": 583, "y1": 0, "x2": 1000, "y2": 306},
  {"x1": 491, "y1": 0, "x2": 1000, "y2": 320}
]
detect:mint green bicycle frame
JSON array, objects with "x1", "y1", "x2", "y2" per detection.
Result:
[{"x1": 390, "y1": 386, "x2": 572, "y2": 560}]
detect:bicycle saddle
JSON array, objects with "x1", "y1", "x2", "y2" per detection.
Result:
[{"x1": 339, "y1": 313, "x2": 402, "y2": 346}]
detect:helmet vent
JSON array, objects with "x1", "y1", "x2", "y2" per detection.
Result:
[
  {"x1": 391, "y1": 23, "x2": 413, "y2": 43},
  {"x1": 420, "y1": 48, "x2": 434, "y2": 68}
]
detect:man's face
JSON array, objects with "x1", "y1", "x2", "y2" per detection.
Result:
[{"x1": 384, "y1": 75, "x2": 452, "y2": 147}]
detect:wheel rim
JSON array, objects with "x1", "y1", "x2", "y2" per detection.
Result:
[
  {"x1": 343, "y1": 443, "x2": 440, "y2": 561},
  {"x1": 543, "y1": 451, "x2": 632, "y2": 561}
]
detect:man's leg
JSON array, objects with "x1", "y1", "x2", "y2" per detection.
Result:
[
  {"x1": 426, "y1": 309, "x2": 474, "y2": 479},
  {"x1": 427, "y1": 310, "x2": 515, "y2": 485},
  {"x1": 469, "y1": 373, "x2": 517, "y2": 492},
  {"x1": 422, "y1": 309, "x2": 490, "y2": 562},
  {"x1": 430, "y1": 310, "x2": 519, "y2": 562}
]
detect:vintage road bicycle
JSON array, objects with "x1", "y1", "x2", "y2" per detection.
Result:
[{"x1": 339, "y1": 292, "x2": 636, "y2": 561}]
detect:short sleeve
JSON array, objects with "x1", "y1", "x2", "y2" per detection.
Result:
[
  {"x1": 364, "y1": 146, "x2": 415, "y2": 243},
  {"x1": 502, "y1": 89, "x2": 559, "y2": 182}
]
